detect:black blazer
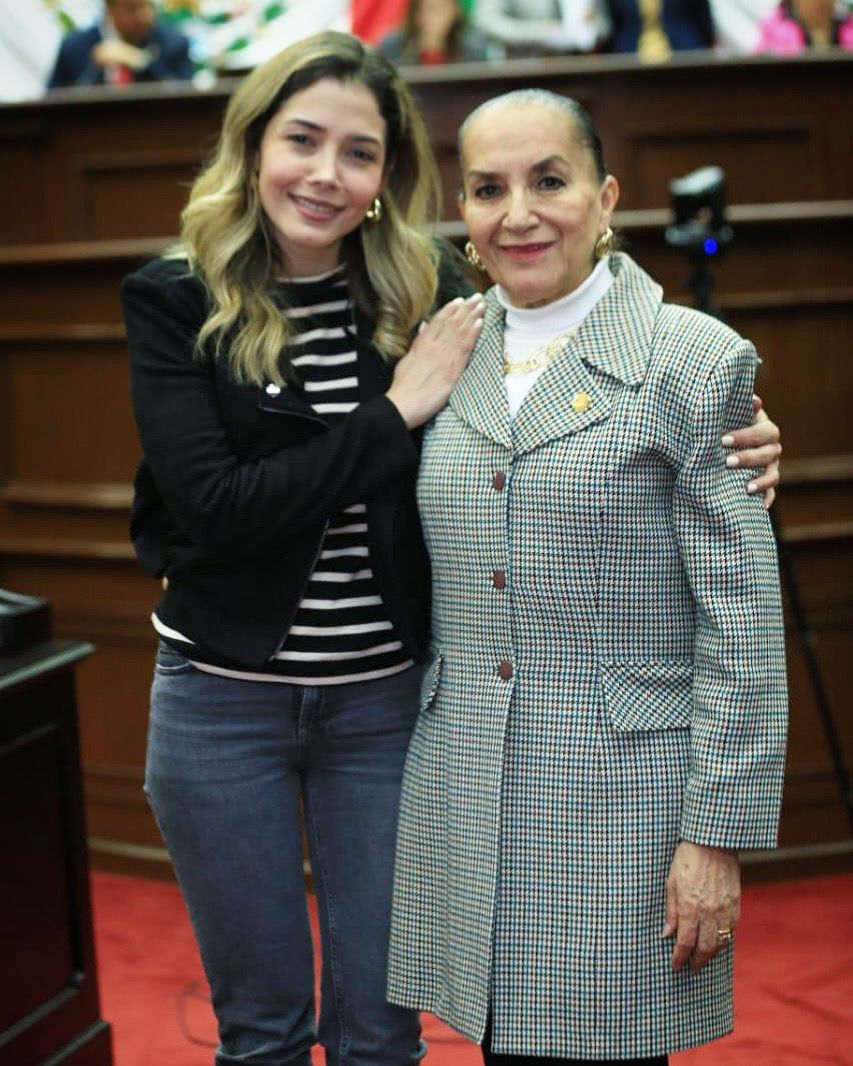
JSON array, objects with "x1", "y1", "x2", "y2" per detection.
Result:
[
  {"x1": 122, "y1": 251, "x2": 471, "y2": 669},
  {"x1": 48, "y1": 22, "x2": 194, "y2": 89}
]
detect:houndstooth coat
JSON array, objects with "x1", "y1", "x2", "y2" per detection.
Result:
[{"x1": 387, "y1": 253, "x2": 788, "y2": 1059}]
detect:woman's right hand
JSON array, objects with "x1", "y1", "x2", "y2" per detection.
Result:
[{"x1": 386, "y1": 293, "x2": 484, "y2": 429}]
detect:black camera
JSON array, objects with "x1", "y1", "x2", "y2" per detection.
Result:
[
  {"x1": 666, "y1": 165, "x2": 733, "y2": 258},
  {"x1": 665, "y1": 166, "x2": 733, "y2": 317}
]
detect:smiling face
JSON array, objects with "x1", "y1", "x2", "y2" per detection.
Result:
[
  {"x1": 256, "y1": 77, "x2": 387, "y2": 277},
  {"x1": 459, "y1": 101, "x2": 619, "y2": 308}
]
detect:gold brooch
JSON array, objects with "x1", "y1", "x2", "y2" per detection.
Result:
[{"x1": 571, "y1": 391, "x2": 591, "y2": 413}]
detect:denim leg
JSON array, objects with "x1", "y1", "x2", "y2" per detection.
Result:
[
  {"x1": 144, "y1": 645, "x2": 315, "y2": 1066},
  {"x1": 301, "y1": 668, "x2": 425, "y2": 1066}
]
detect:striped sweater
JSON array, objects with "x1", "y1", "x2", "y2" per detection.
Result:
[{"x1": 154, "y1": 265, "x2": 412, "y2": 685}]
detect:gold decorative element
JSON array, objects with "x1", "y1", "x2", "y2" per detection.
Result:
[
  {"x1": 637, "y1": 0, "x2": 672, "y2": 63},
  {"x1": 594, "y1": 227, "x2": 614, "y2": 260},
  {"x1": 572, "y1": 391, "x2": 592, "y2": 413},
  {"x1": 502, "y1": 330, "x2": 575, "y2": 376},
  {"x1": 465, "y1": 240, "x2": 486, "y2": 272},
  {"x1": 364, "y1": 197, "x2": 383, "y2": 223},
  {"x1": 716, "y1": 928, "x2": 733, "y2": 946}
]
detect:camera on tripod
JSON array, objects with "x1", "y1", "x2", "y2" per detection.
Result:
[{"x1": 665, "y1": 165, "x2": 733, "y2": 318}]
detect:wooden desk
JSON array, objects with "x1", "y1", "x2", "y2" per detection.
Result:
[
  {"x1": 0, "y1": 51, "x2": 849, "y2": 243},
  {"x1": 0, "y1": 641, "x2": 112, "y2": 1066}
]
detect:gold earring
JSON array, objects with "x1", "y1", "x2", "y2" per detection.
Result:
[
  {"x1": 365, "y1": 197, "x2": 383, "y2": 223},
  {"x1": 465, "y1": 240, "x2": 486, "y2": 272},
  {"x1": 594, "y1": 227, "x2": 614, "y2": 260}
]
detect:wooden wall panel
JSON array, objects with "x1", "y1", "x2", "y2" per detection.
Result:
[
  {"x1": 0, "y1": 55, "x2": 850, "y2": 878},
  {"x1": 627, "y1": 124, "x2": 819, "y2": 208},
  {"x1": 1, "y1": 54, "x2": 848, "y2": 241},
  {"x1": 0, "y1": 339, "x2": 136, "y2": 485},
  {"x1": 0, "y1": 119, "x2": 46, "y2": 244}
]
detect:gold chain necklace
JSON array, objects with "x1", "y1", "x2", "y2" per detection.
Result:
[{"x1": 502, "y1": 329, "x2": 576, "y2": 376}]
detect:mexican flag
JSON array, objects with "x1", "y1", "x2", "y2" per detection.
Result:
[
  {"x1": 351, "y1": 0, "x2": 408, "y2": 44},
  {"x1": 166, "y1": 0, "x2": 470, "y2": 70}
]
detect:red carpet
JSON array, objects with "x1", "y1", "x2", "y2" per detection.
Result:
[{"x1": 91, "y1": 871, "x2": 853, "y2": 1065}]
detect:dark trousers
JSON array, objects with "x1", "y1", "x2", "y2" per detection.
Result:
[{"x1": 480, "y1": 1021, "x2": 668, "y2": 1066}]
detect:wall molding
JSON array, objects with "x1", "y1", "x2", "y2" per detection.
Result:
[{"x1": 1, "y1": 480, "x2": 133, "y2": 510}]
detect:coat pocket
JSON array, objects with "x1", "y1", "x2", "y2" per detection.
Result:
[
  {"x1": 419, "y1": 646, "x2": 444, "y2": 714},
  {"x1": 600, "y1": 659, "x2": 693, "y2": 732}
]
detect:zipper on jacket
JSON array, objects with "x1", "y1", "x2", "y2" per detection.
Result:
[{"x1": 257, "y1": 399, "x2": 330, "y2": 429}]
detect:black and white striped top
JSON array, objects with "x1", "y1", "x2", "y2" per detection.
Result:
[{"x1": 153, "y1": 265, "x2": 413, "y2": 685}]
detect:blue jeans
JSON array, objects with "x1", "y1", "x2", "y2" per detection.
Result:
[{"x1": 145, "y1": 642, "x2": 425, "y2": 1066}]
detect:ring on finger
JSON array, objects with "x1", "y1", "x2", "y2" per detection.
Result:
[{"x1": 716, "y1": 927, "x2": 733, "y2": 946}]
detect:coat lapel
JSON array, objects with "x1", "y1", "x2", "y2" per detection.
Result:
[
  {"x1": 448, "y1": 294, "x2": 513, "y2": 449},
  {"x1": 510, "y1": 340, "x2": 611, "y2": 456},
  {"x1": 512, "y1": 255, "x2": 661, "y2": 454},
  {"x1": 447, "y1": 254, "x2": 663, "y2": 455}
]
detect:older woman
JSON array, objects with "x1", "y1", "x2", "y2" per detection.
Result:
[{"x1": 387, "y1": 89, "x2": 788, "y2": 1065}]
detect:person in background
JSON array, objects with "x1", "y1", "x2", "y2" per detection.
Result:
[
  {"x1": 387, "y1": 88, "x2": 788, "y2": 1064},
  {"x1": 754, "y1": 0, "x2": 853, "y2": 51},
  {"x1": 471, "y1": 0, "x2": 611, "y2": 56},
  {"x1": 708, "y1": 0, "x2": 776, "y2": 53},
  {"x1": 48, "y1": 0, "x2": 195, "y2": 88},
  {"x1": 379, "y1": 0, "x2": 498, "y2": 65},
  {"x1": 605, "y1": 0, "x2": 714, "y2": 58}
]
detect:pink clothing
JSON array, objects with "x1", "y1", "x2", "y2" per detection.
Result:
[{"x1": 755, "y1": 6, "x2": 853, "y2": 54}]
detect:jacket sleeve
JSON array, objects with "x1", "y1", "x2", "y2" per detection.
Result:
[
  {"x1": 672, "y1": 339, "x2": 788, "y2": 850},
  {"x1": 47, "y1": 41, "x2": 68, "y2": 89},
  {"x1": 145, "y1": 26, "x2": 195, "y2": 81},
  {"x1": 123, "y1": 265, "x2": 419, "y2": 561}
]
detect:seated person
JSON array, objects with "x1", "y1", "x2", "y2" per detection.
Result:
[
  {"x1": 48, "y1": 0, "x2": 195, "y2": 88},
  {"x1": 606, "y1": 0, "x2": 714, "y2": 57},
  {"x1": 471, "y1": 0, "x2": 610, "y2": 56},
  {"x1": 379, "y1": 0, "x2": 497, "y2": 63},
  {"x1": 754, "y1": 0, "x2": 853, "y2": 51}
]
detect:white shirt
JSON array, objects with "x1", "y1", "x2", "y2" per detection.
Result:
[{"x1": 498, "y1": 256, "x2": 613, "y2": 419}]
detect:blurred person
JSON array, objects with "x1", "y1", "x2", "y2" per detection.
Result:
[
  {"x1": 754, "y1": 0, "x2": 853, "y2": 51},
  {"x1": 472, "y1": 0, "x2": 611, "y2": 55},
  {"x1": 708, "y1": 0, "x2": 777, "y2": 52},
  {"x1": 48, "y1": 0, "x2": 195, "y2": 88},
  {"x1": 379, "y1": 0, "x2": 497, "y2": 64},
  {"x1": 605, "y1": 0, "x2": 714, "y2": 58}
]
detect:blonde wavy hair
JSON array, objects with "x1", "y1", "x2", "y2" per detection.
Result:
[{"x1": 172, "y1": 31, "x2": 441, "y2": 386}]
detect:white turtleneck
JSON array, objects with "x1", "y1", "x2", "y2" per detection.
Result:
[{"x1": 497, "y1": 256, "x2": 614, "y2": 419}]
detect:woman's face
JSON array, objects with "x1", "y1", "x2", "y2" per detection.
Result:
[
  {"x1": 256, "y1": 77, "x2": 387, "y2": 277},
  {"x1": 459, "y1": 102, "x2": 618, "y2": 308},
  {"x1": 415, "y1": 0, "x2": 460, "y2": 38}
]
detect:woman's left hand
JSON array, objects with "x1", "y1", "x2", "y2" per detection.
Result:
[
  {"x1": 662, "y1": 840, "x2": 741, "y2": 974},
  {"x1": 721, "y1": 394, "x2": 782, "y2": 509}
]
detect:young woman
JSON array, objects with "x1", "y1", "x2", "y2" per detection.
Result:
[
  {"x1": 122, "y1": 31, "x2": 482, "y2": 1066},
  {"x1": 123, "y1": 32, "x2": 781, "y2": 1066}
]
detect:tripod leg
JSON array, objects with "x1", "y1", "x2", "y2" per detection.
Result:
[{"x1": 770, "y1": 508, "x2": 853, "y2": 834}]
